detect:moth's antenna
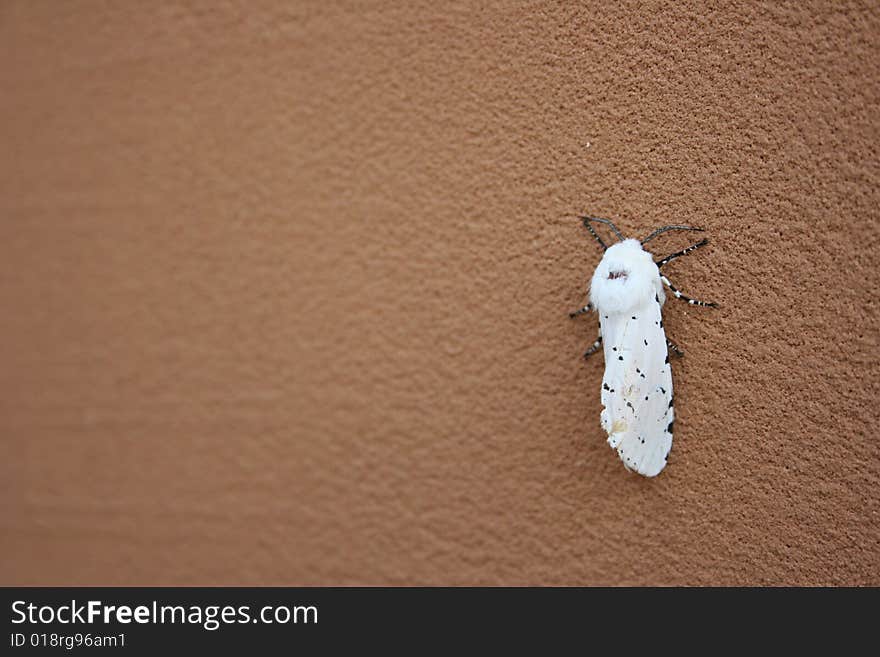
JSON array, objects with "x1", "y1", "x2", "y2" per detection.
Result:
[
  {"x1": 581, "y1": 216, "x2": 625, "y2": 250},
  {"x1": 641, "y1": 225, "x2": 704, "y2": 245}
]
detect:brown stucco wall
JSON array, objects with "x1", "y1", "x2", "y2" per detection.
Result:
[{"x1": 1, "y1": 1, "x2": 878, "y2": 586}]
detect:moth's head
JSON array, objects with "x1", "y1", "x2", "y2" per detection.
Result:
[{"x1": 589, "y1": 239, "x2": 662, "y2": 313}]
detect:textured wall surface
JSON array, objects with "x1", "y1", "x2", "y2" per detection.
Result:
[{"x1": 1, "y1": 1, "x2": 878, "y2": 585}]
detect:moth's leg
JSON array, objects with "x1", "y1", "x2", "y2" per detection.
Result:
[
  {"x1": 583, "y1": 334, "x2": 603, "y2": 359},
  {"x1": 655, "y1": 238, "x2": 709, "y2": 269},
  {"x1": 660, "y1": 275, "x2": 718, "y2": 308},
  {"x1": 569, "y1": 302, "x2": 593, "y2": 319},
  {"x1": 666, "y1": 337, "x2": 685, "y2": 358}
]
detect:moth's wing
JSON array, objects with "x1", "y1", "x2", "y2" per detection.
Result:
[{"x1": 599, "y1": 299, "x2": 674, "y2": 477}]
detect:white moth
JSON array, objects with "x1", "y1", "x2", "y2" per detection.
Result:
[{"x1": 571, "y1": 217, "x2": 716, "y2": 477}]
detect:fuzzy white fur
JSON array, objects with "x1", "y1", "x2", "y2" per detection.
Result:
[{"x1": 589, "y1": 239, "x2": 665, "y2": 314}]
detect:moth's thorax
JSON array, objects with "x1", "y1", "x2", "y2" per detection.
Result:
[{"x1": 589, "y1": 238, "x2": 664, "y2": 314}]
